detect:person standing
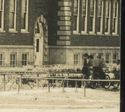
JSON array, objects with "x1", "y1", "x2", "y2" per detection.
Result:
[
  {"x1": 88, "y1": 55, "x2": 94, "y2": 78},
  {"x1": 82, "y1": 53, "x2": 89, "y2": 79},
  {"x1": 112, "y1": 60, "x2": 120, "y2": 79},
  {"x1": 92, "y1": 54, "x2": 105, "y2": 79}
]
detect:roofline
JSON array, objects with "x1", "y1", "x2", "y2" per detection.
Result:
[
  {"x1": 49, "y1": 45, "x2": 120, "y2": 49},
  {"x1": 0, "y1": 45, "x2": 33, "y2": 49}
]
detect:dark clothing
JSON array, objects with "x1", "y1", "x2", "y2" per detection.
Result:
[
  {"x1": 92, "y1": 58, "x2": 105, "y2": 79},
  {"x1": 82, "y1": 59, "x2": 89, "y2": 79},
  {"x1": 113, "y1": 69, "x2": 120, "y2": 79},
  {"x1": 93, "y1": 67, "x2": 105, "y2": 79}
]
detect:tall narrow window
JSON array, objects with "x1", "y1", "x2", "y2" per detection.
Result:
[
  {"x1": 73, "y1": 0, "x2": 79, "y2": 33},
  {"x1": 112, "y1": 1, "x2": 118, "y2": 34},
  {"x1": 105, "y1": 53, "x2": 110, "y2": 63},
  {"x1": 21, "y1": 0, "x2": 29, "y2": 32},
  {"x1": 10, "y1": 53, "x2": 17, "y2": 67},
  {"x1": 36, "y1": 39, "x2": 39, "y2": 52},
  {"x1": 74, "y1": 54, "x2": 79, "y2": 65},
  {"x1": 9, "y1": 0, "x2": 16, "y2": 31},
  {"x1": 22, "y1": 53, "x2": 28, "y2": 66},
  {"x1": 105, "y1": 1, "x2": 111, "y2": 34},
  {"x1": 0, "y1": 0, "x2": 4, "y2": 30},
  {"x1": 113, "y1": 53, "x2": 118, "y2": 63},
  {"x1": 89, "y1": 0, "x2": 95, "y2": 32},
  {"x1": 81, "y1": 0, "x2": 87, "y2": 33},
  {"x1": 97, "y1": 0, "x2": 103, "y2": 33},
  {"x1": 0, "y1": 54, "x2": 3, "y2": 66}
]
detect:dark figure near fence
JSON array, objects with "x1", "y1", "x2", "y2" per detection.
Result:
[
  {"x1": 82, "y1": 53, "x2": 89, "y2": 79},
  {"x1": 92, "y1": 55, "x2": 105, "y2": 79},
  {"x1": 113, "y1": 59, "x2": 120, "y2": 79}
]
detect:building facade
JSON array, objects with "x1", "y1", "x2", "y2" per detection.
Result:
[{"x1": 0, "y1": 0, "x2": 120, "y2": 67}]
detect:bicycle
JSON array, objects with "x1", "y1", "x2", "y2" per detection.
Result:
[{"x1": 89, "y1": 67, "x2": 111, "y2": 89}]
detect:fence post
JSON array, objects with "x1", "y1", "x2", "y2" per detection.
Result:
[
  {"x1": 17, "y1": 77, "x2": 20, "y2": 93},
  {"x1": 37, "y1": 74, "x2": 39, "y2": 88},
  {"x1": 20, "y1": 74, "x2": 22, "y2": 88},
  {"x1": 75, "y1": 80, "x2": 77, "y2": 92},
  {"x1": 3, "y1": 74, "x2": 6, "y2": 91},
  {"x1": 66, "y1": 79, "x2": 68, "y2": 87},
  {"x1": 83, "y1": 81, "x2": 86, "y2": 97},
  {"x1": 48, "y1": 79, "x2": 50, "y2": 92},
  {"x1": 81, "y1": 80, "x2": 83, "y2": 88},
  {"x1": 62, "y1": 79, "x2": 65, "y2": 92}
]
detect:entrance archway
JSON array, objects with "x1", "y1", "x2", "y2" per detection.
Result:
[{"x1": 34, "y1": 15, "x2": 48, "y2": 66}]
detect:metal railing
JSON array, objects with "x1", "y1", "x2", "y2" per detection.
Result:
[
  {"x1": 0, "y1": 71, "x2": 120, "y2": 97},
  {"x1": 17, "y1": 76, "x2": 120, "y2": 97}
]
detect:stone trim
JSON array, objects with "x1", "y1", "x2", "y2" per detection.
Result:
[
  {"x1": 57, "y1": 40, "x2": 71, "y2": 45},
  {"x1": 58, "y1": 11, "x2": 71, "y2": 16},
  {"x1": 59, "y1": 36, "x2": 70, "y2": 40},
  {"x1": 58, "y1": 2, "x2": 72, "y2": 7},
  {"x1": 57, "y1": 31, "x2": 71, "y2": 35},
  {"x1": 59, "y1": 26, "x2": 71, "y2": 30},
  {"x1": 49, "y1": 45, "x2": 120, "y2": 50},
  {"x1": 57, "y1": 21, "x2": 71, "y2": 26},
  {"x1": 0, "y1": 45, "x2": 33, "y2": 48},
  {"x1": 60, "y1": 16, "x2": 71, "y2": 21}
]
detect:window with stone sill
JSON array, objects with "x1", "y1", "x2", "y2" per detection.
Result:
[
  {"x1": 112, "y1": 1, "x2": 118, "y2": 35},
  {"x1": 22, "y1": 53, "x2": 28, "y2": 66},
  {"x1": 74, "y1": 54, "x2": 80, "y2": 65},
  {"x1": 0, "y1": 0, "x2": 4, "y2": 31},
  {"x1": 81, "y1": 0, "x2": 87, "y2": 33},
  {"x1": 10, "y1": 53, "x2": 17, "y2": 67},
  {"x1": 113, "y1": 53, "x2": 118, "y2": 63},
  {"x1": 105, "y1": 53, "x2": 110, "y2": 63},
  {"x1": 9, "y1": 0, "x2": 17, "y2": 31},
  {"x1": 21, "y1": 0, "x2": 29, "y2": 32},
  {"x1": 97, "y1": 0, "x2": 103, "y2": 33},
  {"x1": 104, "y1": 0, "x2": 111, "y2": 34},
  {"x1": 0, "y1": 53, "x2": 3, "y2": 66},
  {"x1": 73, "y1": 0, "x2": 79, "y2": 33},
  {"x1": 73, "y1": 0, "x2": 119, "y2": 35},
  {"x1": 89, "y1": 0, "x2": 95, "y2": 32}
]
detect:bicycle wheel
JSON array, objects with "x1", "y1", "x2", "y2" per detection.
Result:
[
  {"x1": 113, "y1": 81, "x2": 120, "y2": 90},
  {"x1": 103, "y1": 75, "x2": 111, "y2": 89},
  {"x1": 90, "y1": 81, "x2": 98, "y2": 89}
]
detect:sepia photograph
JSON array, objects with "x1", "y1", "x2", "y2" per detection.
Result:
[{"x1": 0, "y1": 0, "x2": 120, "y2": 112}]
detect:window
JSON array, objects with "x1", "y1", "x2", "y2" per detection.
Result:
[
  {"x1": 89, "y1": 0, "x2": 95, "y2": 32},
  {"x1": 73, "y1": 0, "x2": 79, "y2": 33},
  {"x1": 10, "y1": 53, "x2": 17, "y2": 67},
  {"x1": 0, "y1": 0, "x2": 4, "y2": 30},
  {"x1": 9, "y1": 0, "x2": 16, "y2": 31},
  {"x1": 74, "y1": 54, "x2": 79, "y2": 65},
  {"x1": 112, "y1": 1, "x2": 118, "y2": 34},
  {"x1": 36, "y1": 39, "x2": 39, "y2": 52},
  {"x1": 72, "y1": 0, "x2": 119, "y2": 35},
  {"x1": 0, "y1": 54, "x2": 3, "y2": 66},
  {"x1": 22, "y1": 53, "x2": 28, "y2": 66},
  {"x1": 113, "y1": 53, "x2": 118, "y2": 63},
  {"x1": 81, "y1": 0, "x2": 87, "y2": 33},
  {"x1": 97, "y1": 0, "x2": 103, "y2": 33},
  {"x1": 21, "y1": 0, "x2": 29, "y2": 32},
  {"x1": 105, "y1": 1, "x2": 111, "y2": 34},
  {"x1": 105, "y1": 53, "x2": 110, "y2": 63}
]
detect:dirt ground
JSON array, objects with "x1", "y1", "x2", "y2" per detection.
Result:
[{"x1": 0, "y1": 88, "x2": 120, "y2": 111}]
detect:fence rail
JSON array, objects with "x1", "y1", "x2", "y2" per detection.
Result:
[
  {"x1": 0, "y1": 71, "x2": 120, "y2": 97},
  {"x1": 17, "y1": 76, "x2": 120, "y2": 97}
]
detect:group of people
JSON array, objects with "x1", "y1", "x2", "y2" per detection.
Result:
[
  {"x1": 82, "y1": 53, "x2": 120, "y2": 80},
  {"x1": 82, "y1": 53, "x2": 107, "y2": 80}
]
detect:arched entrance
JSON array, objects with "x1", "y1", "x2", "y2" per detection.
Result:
[{"x1": 34, "y1": 15, "x2": 48, "y2": 66}]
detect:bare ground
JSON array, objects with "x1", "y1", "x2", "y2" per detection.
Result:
[{"x1": 0, "y1": 88, "x2": 120, "y2": 110}]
